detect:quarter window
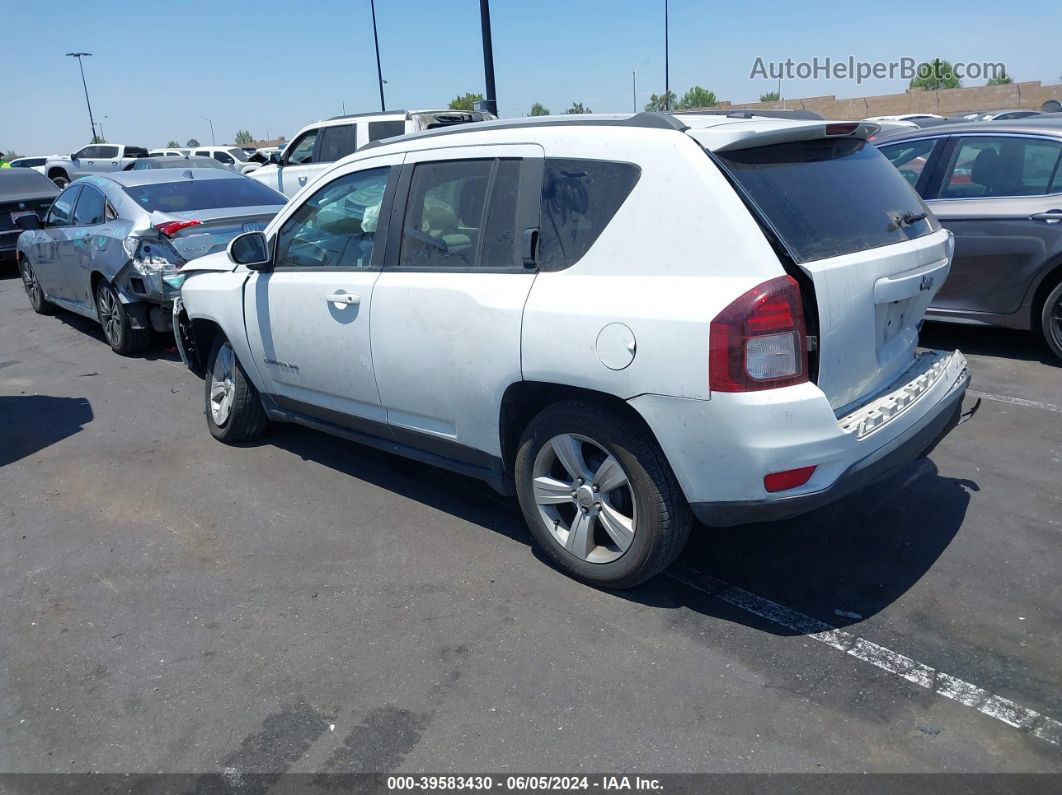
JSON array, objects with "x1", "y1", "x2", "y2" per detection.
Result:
[
  {"x1": 538, "y1": 158, "x2": 640, "y2": 270},
  {"x1": 72, "y1": 186, "x2": 106, "y2": 225},
  {"x1": 275, "y1": 166, "x2": 391, "y2": 269},
  {"x1": 939, "y1": 136, "x2": 1062, "y2": 199},
  {"x1": 46, "y1": 186, "x2": 80, "y2": 226},
  {"x1": 399, "y1": 158, "x2": 522, "y2": 269},
  {"x1": 368, "y1": 120, "x2": 406, "y2": 142},
  {"x1": 316, "y1": 124, "x2": 358, "y2": 162}
]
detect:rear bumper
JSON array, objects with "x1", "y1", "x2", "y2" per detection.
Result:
[
  {"x1": 629, "y1": 350, "x2": 970, "y2": 527},
  {"x1": 689, "y1": 363, "x2": 969, "y2": 526}
]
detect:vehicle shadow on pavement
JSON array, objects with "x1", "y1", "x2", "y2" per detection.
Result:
[
  {"x1": 0, "y1": 395, "x2": 94, "y2": 467},
  {"x1": 921, "y1": 321, "x2": 1057, "y2": 366},
  {"x1": 47, "y1": 308, "x2": 182, "y2": 363},
  {"x1": 635, "y1": 458, "x2": 978, "y2": 635}
]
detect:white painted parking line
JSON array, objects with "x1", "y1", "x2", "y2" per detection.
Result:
[
  {"x1": 968, "y1": 389, "x2": 1062, "y2": 415},
  {"x1": 668, "y1": 567, "x2": 1062, "y2": 746}
]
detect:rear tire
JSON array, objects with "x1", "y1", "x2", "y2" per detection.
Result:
[
  {"x1": 514, "y1": 400, "x2": 692, "y2": 589},
  {"x1": 1040, "y1": 280, "x2": 1062, "y2": 362},
  {"x1": 205, "y1": 337, "x2": 267, "y2": 443},
  {"x1": 19, "y1": 258, "x2": 55, "y2": 315},
  {"x1": 49, "y1": 171, "x2": 69, "y2": 188},
  {"x1": 96, "y1": 280, "x2": 152, "y2": 355}
]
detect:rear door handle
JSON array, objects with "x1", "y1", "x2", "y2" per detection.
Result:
[
  {"x1": 325, "y1": 292, "x2": 360, "y2": 306},
  {"x1": 1031, "y1": 210, "x2": 1062, "y2": 223}
]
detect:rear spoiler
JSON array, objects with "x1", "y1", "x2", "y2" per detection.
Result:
[{"x1": 690, "y1": 120, "x2": 882, "y2": 152}]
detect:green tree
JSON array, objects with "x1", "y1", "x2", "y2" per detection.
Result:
[
  {"x1": 910, "y1": 58, "x2": 961, "y2": 90},
  {"x1": 644, "y1": 91, "x2": 677, "y2": 112},
  {"x1": 234, "y1": 129, "x2": 254, "y2": 145},
  {"x1": 529, "y1": 102, "x2": 550, "y2": 116},
  {"x1": 186, "y1": 138, "x2": 200, "y2": 148},
  {"x1": 91, "y1": 134, "x2": 106, "y2": 144},
  {"x1": 166, "y1": 140, "x2": 180, "y2": 148},
  {"x1": 566, "y1": 101, "x2": 592, "y2": 114},
  {"x1": 675, "y1": 86, "x2": 718, "y2": 110},
  {"x1": 759, "y1": 90, "x2": 780, "y2": 102},
  {"x1": 986, "y1": 68, "x2": 1012, "y2": 86},
  {"x1": 449, "y1": 92, "x2": 484, "y2": 111}
]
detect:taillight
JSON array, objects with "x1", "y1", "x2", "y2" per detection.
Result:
[
  {"x1": 156, "y1": 220, "x2": 201, "y2": 237},
  {"x1": 709, "y1": 275, "x2": 808, "y2": 392}
]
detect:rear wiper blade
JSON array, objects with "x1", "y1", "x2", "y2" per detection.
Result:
[{"x1": 892, "y1": 210, "x2": 928, "y2": 228}]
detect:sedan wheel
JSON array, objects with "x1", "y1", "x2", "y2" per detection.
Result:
[
  {"x1": 96, "y1": 283, "x2": 123, "y2": 349},
  {"x1": 532, "y1": 433, "x2": 637, "y2": 564},
  {"x1": 19, "y1": 259, "x2": 53, "y2": 315},
  {"x1": 1041, "y1": 281, "x2": 1062, "y2": 362},
  {"x1": 209, "y1": 342, "x2": 237, "y2": 427}
]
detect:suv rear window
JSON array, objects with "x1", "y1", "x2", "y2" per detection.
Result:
[
  {"x1": 123, "y1": 178, "x2": 286, "y2": 213},
  {"x1": 713, "y1": 138, "x2": 938, "y2": 264},
  {"x1": 538, "y1": 158, "x2": 640, "y2": 270}
]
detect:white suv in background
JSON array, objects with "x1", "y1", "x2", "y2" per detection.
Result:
[
  {"x1": 249, "y1": 109, "x2": 494, "y2": 197},
  {"x1": 173, "y1": 112, "x2": 970, "y2": 588},
  {"x1": 189, "y1": 146, "x2": 261, "y2": 174}
]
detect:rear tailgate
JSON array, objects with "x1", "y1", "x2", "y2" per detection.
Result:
[{"x1": 700, "y1": 125, "x2": 950, "y2": 412}]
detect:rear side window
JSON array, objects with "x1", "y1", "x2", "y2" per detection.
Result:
[
  {"x1": 538, "y1": 158, "x2": 640, "y2": 270},
  {"x1": 72, "y1": 186, "x2": 106, "y2": 225},
  {"x1": 123, "y1": 178, "x2": 286, "y2": 212},
  {"x1": 878, "y1": 139, "x2": 939, "y2": 193},
  {"x1": 714, "y1": 138, "x2": 939, "y2": 264},
  {"x1": 316, "y1": 124, "x2": 358, "y2": 162},
  {"x1": 368, "y1": 120, "x2": 406, "y2": 142}
]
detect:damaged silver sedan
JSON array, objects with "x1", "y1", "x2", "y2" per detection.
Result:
[{"x1": 14, "y1": 169, "x2": 287, "y2": 354}]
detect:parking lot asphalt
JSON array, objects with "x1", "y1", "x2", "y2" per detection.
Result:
[{"x1": 1, "y1": 270, "x2": 1060, "y2": 774}]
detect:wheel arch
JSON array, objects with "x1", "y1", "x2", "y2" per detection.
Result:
[
  {"x1": 183, "y1": 316, "x2": 225, "y2": 377},
  {"x1": 46, "y1": 166, "x2": 68, "y2": 182},
  {"x1": 498, "y1": 381, "x2": 663, "y2": 475}
]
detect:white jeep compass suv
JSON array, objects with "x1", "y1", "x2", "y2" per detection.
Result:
[{"x1": 172, "y1": 112, "x2": 970, "y2": 588}]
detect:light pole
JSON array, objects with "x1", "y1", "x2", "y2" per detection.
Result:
[
  {"x1": 479, "y1": 0, "x2": 498, "y2": 116},
  {"x1": 664, "y1": 0, "x2": 670, "y2": 111},
  {"x1": 198, "y1": 116, "x2": 216, "y2": 145},
  {"x1": 66, "y1": 52, "x2": 97, "y2": 143},
  {"x1": 370, "y1": 0, "x2": 386, "y2": 111},
  {"x1": 94, "y1": 115, "x2": 109, "y2": 142}
]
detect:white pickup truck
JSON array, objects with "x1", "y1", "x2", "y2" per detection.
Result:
[{"x1": 44, "y1": 144, "x2": 151, "y2": 187}]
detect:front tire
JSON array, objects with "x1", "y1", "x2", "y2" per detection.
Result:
[
  {"x1": 1040, "y1": 280, "x2": 1062, "y2": 362},
  {"x1": 205, "y1": 337, "x2": 267, "y2": 443},
  {"x1": 19, "y1": 258, "x2": 55, "y2": 315},
  {"x1": 96, "y1": 280, "x2": 152, "y2": 355},
  {"x1": 49, "y1": 171, "x2": 69, "y2": 188},
  {"x1": 514, "y1": 400, "x2": 692, "y2": 589}
]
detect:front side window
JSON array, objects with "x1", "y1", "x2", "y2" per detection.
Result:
[
  {"x1": 316, "y1": 124, "x2": 358, "y2": 163},
  {"x1": 538, "y1": 158, "x2": 640, "y2": 270},
  {"x1": 73, "y1": 147, "x2": 95, "y2": 159},
  {"x1": 212, "y1": 151, "x2": 234, "y2": 164},
  {"x1": 286, "y1": 130, "x2": 318, "y2": 165},
  {"x1": 72, "y1": 186, "x2": 106, "y2": 225},
  {"x1": 939, "y1": 136, "x2": 1062, "y2": 199},
  {"x1": 878, "y1": 139, "x2": 939, "y2": 192},
  {"x1": 46, "y1": 186, "x2": 81, "y2": 226},
  {"x1": 275, "y1": 166, "x2": 391, "y2": 269}
]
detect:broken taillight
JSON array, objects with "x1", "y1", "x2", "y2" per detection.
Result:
[{"x1": 156, "y1": 220, "x2": 201, "y2": 237}]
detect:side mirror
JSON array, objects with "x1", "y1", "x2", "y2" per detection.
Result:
[
  {"x1": 70, "y1": 153, "x2": 79, "y2": 161},
  {"x1": 227, "y1": 231, "x2": 272, "y2": 270},
  {"x1": 269, "y1": 152, "x2": 284, "y2": 166},
  {"x1": 15, "y1": 214, "x2": 42, "y2": 231}
]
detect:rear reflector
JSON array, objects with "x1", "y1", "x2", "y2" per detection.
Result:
[
  {"x1": 156, "y1": 220, "x2": 201, "y2": 237},
  {"x1": 709, "y1": 275, "x2": 808, "y2": 392},
  {"x1": 825, "y1": 123, "x2": 859, "y2": 136},
  {"x1": 764, "y1": 466, "x2": 816, "y2": 493}
]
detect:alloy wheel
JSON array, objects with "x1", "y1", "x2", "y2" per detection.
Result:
[
  {"x1": 209, "y1": 342, "x2": 236, "y2": 427},
  {"x1": 531, "y1": 433, "x2": 637, "y2": 564},
  {"x1": 20, "y1": 260, "x2": 42, "y2": 311},
  {"x1": 1050, "y1": 293, "x2": 1062, "y2": 353},
  {"x1": 97, "y1": 285, "x2": 123, "y2": 348}
]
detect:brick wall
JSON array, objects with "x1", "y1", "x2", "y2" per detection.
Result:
[{"x1": 713, "y1": 81, "x2": 1062, "y2": 119}]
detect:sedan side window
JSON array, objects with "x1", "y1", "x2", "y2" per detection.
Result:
[
  {"x1": 286, "y1": 130, "x2": 319, "y2": 165},
  {"x1": 72, "y1": 186, "x2": 107, "y2": 226},
  {"x1": 275, "y1": 166, "x2": 391, "y2": 269},
  {"x1": 940, "y1": 136, "x2": 1062, "y2": 199},
  {"x1": 46, "y1": 186, "x2": 81, "y2": 227},
  {"x1": 878, "y1": 139, "x2": 938, "y2": 192}
]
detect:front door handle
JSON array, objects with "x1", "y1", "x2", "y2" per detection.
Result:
[
  {"x1": 1031, "y1": 210, "x2": 1062, "y2": 223},
  {"x1": 325, "y1": 293, "x2": 360, "y2": 306},
  {"x1": 298, "y1": 176, "x2": 308, "y2": 186}
]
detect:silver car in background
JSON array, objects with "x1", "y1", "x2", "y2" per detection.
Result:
[{"x1": 15, "y1": 169, "x2": 287, "y2": 354}]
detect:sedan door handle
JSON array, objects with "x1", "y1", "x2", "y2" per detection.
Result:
[
  {"x1": 325, "y1": 292, "x2": 360, "y2": 306},
  {"x1": 1031, "y1": 210, "x2": 1062, "y2": 223}
]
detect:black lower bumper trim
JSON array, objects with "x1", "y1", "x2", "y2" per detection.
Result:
[{"x1": 690, "y1": 369, "x2": 970, "y2": 527}]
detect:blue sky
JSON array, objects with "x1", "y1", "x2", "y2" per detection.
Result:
[{"x1": 4, "y1": 0, "x2": 1061, "y2": 154}]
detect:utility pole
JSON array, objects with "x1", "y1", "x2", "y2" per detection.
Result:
[
  {"x1": 66, "y1": 52, "x2": 97, "y2": 143},
  {"x1": 664, "y1": 0, "x2": 670, "y2": 111},
  {"x1": 479, "y1": 0, "x2": 498, "y2": 115},
  {"x1": 370, "y1": 0, "x2": 386, "y2": 111},
  {"x1": 632, "y1": 70, "x2": 637, "y2": 113},
  {"x1": 198, "y1": 116, "x2": 216, "y2": 145}
]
